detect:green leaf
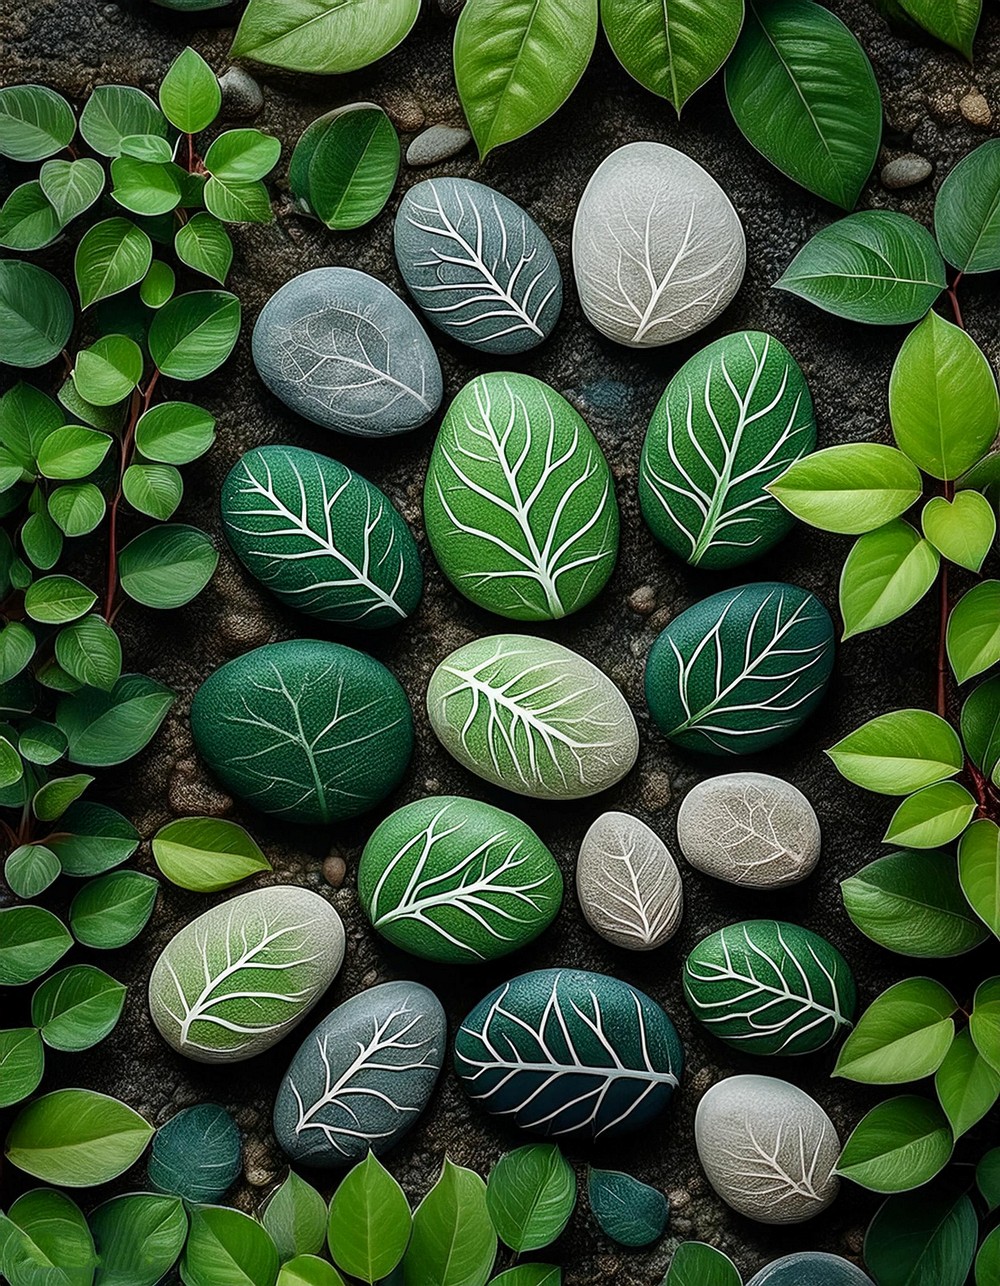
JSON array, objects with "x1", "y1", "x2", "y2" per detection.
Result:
[
  {"x1": 0, "y1": 381, "x2": 63, "y2": 465},
  {"x1": 231, "y1": 0, "x2": 421, "y2": 73},
  {"x1": 59, "y1": 375, "x2": 128, "y2": 433},
  {"x1": 454, "y1": 0, "x2": 599, "y2": 159},
  {"x1": 864, "y1": 1189, "x2": 978, "y2": 1286},
  {"x1": 767, "y1": 442, "x2": 922, "y2": 535},
  {"x1": 180, "y1": 1205, "x2": 280, "y2": 1286},
  {"x1": 489, "y1": 1269, "x2": 559, "y2": 1286},
  {"x1": 135, "y1": 400, "x2": 216, "y2": 463},
  {"x1": 328, "y1": 1152, "x2": 411, "y2": 1284},
  {"x1": 55, "y1": 615, "x2": 123, "y2": 691},
  {"x1": 485, "y1": 1144, "x2": 576, "y2": 1252},
  {"x1": 978, "y1": 1227, "x2": 1000, "y2": 1286},
  {"x1": 49, "y1": 483, "x2": 106, "y2": 536},
  {"x1": 123, "y1": 463, "x2": 183, "y2": 520},
  {"x1": 827, "y1": 708, "x2": 963, "y2": 794},
  {"x1": 662, "y1": 1242, "x2": 742, "y2": 1286},
  {"x1": 0, "y1": 621, "x2": 36, "y2": 683},
  {"x1": 0, "y1": 1028, "x2": 44, "y2": 1108},
  {"x1": 75, "y1": 217, "x2": 154, "y2": 310},
  {"x1": 204, "y1": 176, "x2": 273, "y2": 223},
  {"x1": 73, "y1": 336, "x2": 144, "y2": 409},
  {"x1": 120, "y1": 133, "x2": 174, "y2": 163},
  {"x1": 160, "y1": 46, "x2": 222, "y2": 134},
  {"x1": 898, "y1": 0, "x2": 981, "y2": 58},
  {"x1": 775, "y1": 210, "x2": 946, "y2": 324},
  {"x1": 90, "y1": 1192, "x2": 188, "y2": 1286},
  {"x1": 958, "y1": 818, "x2": 1000, "y2": 938},
  {"x1": 0, "y1": 733, "x2": 24, "y2": 788},
  {"x1": 69, "y1": 870, "x2": 158, "y2": 948},
  {"x1": 205, "y1": 128, "x2": 281, "y2": 182},
  {"x1": 947, "y1": 581, "x2": 1000, "y2": 684},
  {"x1": 403, "y1": 1159, "x2": 496, "y2": 1286},
  {"x1": 836, "y1": 1095, "x2": 953, "y2": 1193},
  {"x1": 18, "y1": 719, "x2": 67, "y2": 766},
  {"x1": 833, "y1": 977, "x2": 957, "y2": 1084},
  {"x1": 303, "y1": 105, "x2": 398, "y2": 231},
  {"x1": 935, "y1": 1028, "x2": 1000, "y2": 1138},
  {"x1": 37, "y1": 423, "x2": 113, "y2": 479},
  {"x1": 33, "y1": 772, "x2": 93, "y2": 821},
  {"x1": 140, "y1": 260, "x2": 176, "y2": 309},
  {"x1": 278, "y1": 1259, "x2": 345, "y2": 1286},
  {"x1": 148, "y1": 290, "x2": 241, "y2": 379},
  {"x1": 935, "y1": 139, "x2": 1000, "y2": 274},
  {"x1": 0, "y1": 1188, "x2": 97, "y2": 1286},
  {"x1": 842, "y1": 849, "x2": 990, "y2": 957},
  {"x1": 119, "y1": 524, "x2": 218, "y2": 609},
  {"x1": 152, "y1": 816, "x2": 271, "y2": 892},
  {"x1": 587, "y1": 1168, "x2": 667, "y2": 1249},
  {"x1": 979, "y1": 1149, "x2": 1000, "y2": 1212},
  {"x1": 890, "y1": 311, "x2": 1000, "y2": 481},
  {"x1": 5, "y1": 1089, "x2": 154, "y2": 1186},
  {"x1": 32, "y1": 963, "x2": 126, "y2": 1051},
  {"x1": 175, "y1": 212, "x2": 233, "y2": 283},
  {"x1": 922, "y1": 492, "x2": 996, "y2": 572},
  {"x1": 40, "y1": 156, "x2": 105, "y2": 224},
  {"x1": 0, "y1": 260, "x2": 74, "y2": 368},
  {"x1": 56, "y1": 673, "x2": 175, "y2": 767},
  {"x1": 80, "y1": 84, "x2": 171, "y2": 157},
  {"x1": 24, "y1": 574, "x2": 98, "y2": 625},
  {"x1": 5, "y1": 843, "x2": 60, "y2": 899},
  {"x1": 839, "y1": 519, "x2": 939, "y2": 640},
  {"x1": 0, "y1": 85, "x2": 75, "y2": 161},
  {"x1": 971, "y1": 977, "x2": 1000, "y2": 1074},
  {"x1": 22, "y1": 502, "x2": 64, "y2": 571},
  {"x1": 884, "y1": 781, "x2": 977, "y2": 849},
  {"x1": 48, "y1": 801, "x2": 140, "y2": 877},
  {"x1": 0, "y1": 182, "x2": 62, "y2": 252},
  {"x1": 262, "y1": 1170, "x2": 327, "y2": 1262},
  {"x1": 111, "y1": 156, "x2": 182, "y2": 216}
]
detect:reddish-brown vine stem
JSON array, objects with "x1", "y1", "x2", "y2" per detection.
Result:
[{"x1": 103, "y1": 368, "x2": 159, "y2": 619}]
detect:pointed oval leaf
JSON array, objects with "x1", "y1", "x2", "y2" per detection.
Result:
[
  {"x1": 663, "y1": 1242, "x2": 742, "y2": 1286},
  {"x1": 134, "y1": 400, "x2": 215, "y2": 464},
  {"x1": 55, "y1": 615, "x2": 123, "y2": 691},
  {"x1": 833, "y1": 976, "x2": 956, "y2": 1084},
  {"x1": 231, "y1": 0, "x2": 420, "y2": 72},
  {"x1": 140, "y1": 260, "x2": 176, "y2": 309},
  {"x1": 118, "y1": 524, "x2": 218, "y2": 609},
  {"x1": 883, "y1": 781, "x2": 977, "y2": 849},
  {"x1": 180, "y1": 1205, "x2": 279, "y2": 1286},
  {"x1": 0, "y1": 260, "x2": 74, "y2": 369},
  {"x1": 935, "y1": 1027, "x2": 1000, "y2": 1139},
  {"x1": 5, "y1": 843, "x2": 60, "y2": 900},
  {"x1": 55, "y1": 674, "x2": 175, "y2": 767},
  {"x1": 5, "y1": 1089, "x2": 154, "y2": 1186},
  {"x1": 279, "y1": 1258, "x2": 344, "y2": 1286},
  {"x1": 0, "y1": 1188, "x2": 95, "y2": 1286},
  {"x1": 898, "y1": 0, "x2": 981, "y2": 58},
  {"x1": 73, "y1": 335, "x2": 144, "y2": 408},
  {"x1": 262, "y1": 1171, "x2": 327, "y2": 1262},
  {"x1": 947, "y1": 581, "x2": 1000, "y2": 684},
  {"x1": 89, "y1": 1192, "x2": 188, "y2": 1286},
  {"x1": 0, "y1": 182, "x2": 62, "y2": 252},
  {"x1": 840, "y1": 519, "x2": 939, "y2": 640},
  {"x1": 0, "y1": 1028, "x2": 45, "y2": 1108},
  {"x1": 40, "y1": 157, "x2": 106, "y2": 224},
  {"x1": 160, "y1": 46, "x2": 222, "y2": 134},
  {"x1": 75, "y1": 217, "x2": 153, "y2": 310},
  {"x1": 0, "y1": 905, "x2": 72, "y2": 985},
  {"x1": 768, "y1": 443, "x2": 923, "y2": 535},
  {"x1": 0, "y1": 85, "x2": 75, "y2": 161},
  {"x1": 302, "y1": 105, "x2": 398, "y2": 231},
  {"x1": 175, "y1": 213, "x2": 233, "y2": 283},
  {"x1": 80, "y1": 85, "x2": 170, "y2": 157},
  {"x1": 68, "y1": 870, "x2": 158, "y2": 949},
  {"x1": 31, "y1": 963, "x2": 127, "y2": 1051},
  {"x1": 148, "y1": 290, "x2": 241, "y2": 380},
  {"x1": 922, "y1": 491, "x2": 996, "y2": 572},
  {"x1": 122, "y1": 463, "x2": 183, "y2": 520},
  {"x1": 935, "y1": 139, "x2": 1000, "y2": 274},
  {"x1": 485, "y1": 1144, "x2": 576, "y2": 1253},
  {"x1": 402, "y1": 1159, "x2": 496, "y2": 1286},
  {"x1": 48, "y1": 801, "x2": 140, "y2": 877},
  {"x1": 152, "y1": 816, "x2": 271, "y2": 892},
  {"x1": 836, "y1": 1095, "x2": 953, "y2": 1193},
  {"x1": 962, "y1": 677, "x2": 1000, "y2": 783},
  {"x1": 971, "y1": 977, "x2": 1000, "y2": 1074},
  {"x1": 864, "y1": 1189, "x2": 978, "y2": 1286},
  {"x1": 959, "y1": 818, "x2": 1000, "y2": 938},
  {"x1": 587, "y1": 1168, "x2": 667, "y2": 1248},
  {"x1": 149, "y1": 1104, "x2": 241, "y2": 1204},
  {"x1": 828, "y1": 708, "x2": 963, "y2": 794},
  {"x1": 327, "y1": 1152, "x2": 411, "y2": 1284}
]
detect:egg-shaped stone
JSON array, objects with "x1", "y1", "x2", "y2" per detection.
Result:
[
  {"x1": 576, "y1": 811, "x2": 683, "y2": 950},
  {"x1": 747, "y1": 1254, "x2": 875, "y2": 1286},
  {"x1": 273, "y1": 980, "x2": 445, "y2": 1168},
  {"x1": 572, "y1": 142, "x2": 745, "y2": 348},
  {"x1": 359, "y1": 795, "x2": 563, "y2": 963},
  {"x1": 221, "y1": 445, "x2": 422, "y2": 629},
  {"x1": 252, "y1": 266, "x2": 443, "y2": 438},
  {"x1": 148, "y1": 887, "x2": 344, "y2": 1064},
  {"x1": 455, "y1": 968, "x2": 683, "y2": 1142},
  {"x1": 427, "y1": 634, "x2": 638, "y2": 799},
  {"x1": 695, "y1": 1074, "x2": 840, "y2": 1224},
  {"x1": 191, "y1": 639, "x2": 413, "y2": 824}
]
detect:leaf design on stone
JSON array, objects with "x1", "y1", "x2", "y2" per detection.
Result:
[
  {"x1": 639, "y1": 332, "x2": 816, "y2": 568},
  {"x1": 577, "y1": 811, "x2": 683, "y2": 950}
]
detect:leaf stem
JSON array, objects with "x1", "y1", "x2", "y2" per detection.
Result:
[
  {"x1": 104, "y1": 369, "x2": 159, "y2": 618},
  {"x1": 947, "y1": 271, "x2": 965, "y2": 329}
]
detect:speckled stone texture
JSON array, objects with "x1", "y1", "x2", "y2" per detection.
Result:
[{"x1": 3, "y1": 2, "x2": 1000, "y2": 1282}]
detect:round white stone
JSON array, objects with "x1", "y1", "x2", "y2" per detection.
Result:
[{"x1": 576, "y1": 811, "x2": 683, "y2": 950}]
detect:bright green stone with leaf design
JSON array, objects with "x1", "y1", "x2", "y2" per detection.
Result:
[
  {"x1": 640, "y1": 331, "x2": 816, "y2": 569},
  {"x1": 424, "y1": 372, "x2": 619, "y2": 621}
]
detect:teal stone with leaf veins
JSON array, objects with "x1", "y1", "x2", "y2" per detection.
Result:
[
  {"x1": 645, "y1": 581, "x2": 834, "y2": 755},
  {"x1": 221, "y1": 445, "x2": 422, "y2": 628},
  {"x1": 639, "y1": 331, "x2": 816, "y2": 569},
  {"x1": 190, "y1": 639, "x2": 413, "y2": 823},
  {"x1": 424, "y1": 371, "x2": 619, "y2": 621}
]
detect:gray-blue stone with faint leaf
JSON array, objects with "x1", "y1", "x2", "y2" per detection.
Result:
[
  {"x1": 148, "y1": 1104, "x2": 241, "y2": 1203},
  {"x1": 252, "y1": 267, "x2": 443, "y2": 438},
  {"x1": 273, "y1": 980, "x2": 446, "y2": 1169},
  {"x1": 747, "y1": 1254, "x2": 874, "y2": 1286},
  {"x1": 394, "y1": 177, "x2": 562, "y2": 355}
]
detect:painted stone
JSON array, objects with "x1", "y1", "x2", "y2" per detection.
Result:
[
  {"x1": 148, "y1": 1104, "x2": 241, "y2": 1203},
  {"x1": 252, "y1": 267, "x2": 443, "y2": 438},
  {"x1": 683, "y1": 920, "x2": 857, "y2": 1056},
  {"x1": 273, "y1": 980, "x2": 445, "y2": 1168},
  {"x1": 427, "y1": 634, "x2": 638, "y2": 800},
  {"x1": 645, "y1": 582, "x2": 834, "y2": 756},
  {"x1": 221, "y1": 445, "x2": 422, "y2": 629},
  {"x1": 677, "y1": 772, "x2": 821, "y2": 888},
  {"x1": 405, "y1": 125, "x2": 472, "y2": 167},
  {"x1": 454, "y1": 968, "x2": 683, "y2": 1142},
  {"x1": 395, "y1": 179, "x2": 562, "y2": 354},
  {"x1": 423, "y1": 372, "x2": 618, "y2": 619},
  {"x1": 695, "y1": 1074, "x2": 840, "y2": 1224},
  {"x1": 358, "y1": 795, "x2": 563, "y2": 963},
  {"x1": 576, "y1": 811, "x2": 683, "y2": 951},
  {"x1": 587, "y1": 1169, "x2": 669, "y2": 1248},
  {"x1": 639, "y1": 332, "x2": 816, "y2": 569},
  {"x1": 190, "y1": 639, "x2": 413, "y2": 824},
  {"x1": 148, "y1": 887, "x2": 344, "y2": 1064},
  {"x1": 572, "y1": 142, "x2": 745, "y2": 348},
  {"x1": 747, "y1": 1254, "x2": 875, "y2": 1286}
]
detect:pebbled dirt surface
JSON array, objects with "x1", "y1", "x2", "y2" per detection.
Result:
[{"x1": 2, "y1": 1, "x2": 1000, "y2": 1282}]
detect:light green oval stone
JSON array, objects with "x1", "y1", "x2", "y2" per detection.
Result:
[
  {"x1": 221, "y1": 445, "x2": 422, "y2": 629},
  {"x1": 423, "y1": 372, "x2": 619, "y2": 620},
  {"x1": 148, "y1": 886, "x2": 344, "y2": 1064},
  {"x1": 639, "y1": 331, "x2": 816, "y2": 569},
  {"x1": 190, "y1": 639, "x2": 413, "y2": 823},
  {"x1": 358, "y1": 795, "x2": 563, "y2": 963},
  {"x1": 427, "y1": 634, "x2": 638, "y2": 800}
]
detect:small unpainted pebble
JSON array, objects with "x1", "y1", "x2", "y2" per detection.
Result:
[
  {"x1": 218, "y1": 67, "x2": 263, "y2": 119},
  {"x1": 880, "y1": 154, "x2": 932, "y2": 189},
  {"x1": 384, "y1": 91, "x2": 425, "y2": 132},
  {"x1": 639, "y1": 770, "x2": 672, "y2": 811},
  {"x1": 323, "y1": 854, "x2": 346, "y2": 888},
  {"x1": 960, "y1": 90, "x2": 992, "y2": 126},
  {"x1": 406, "y1": 125, "x2": 473, "y2": 167},
  {"x1": 629, "y1": 585, "x2": 657, "y2": 615}
]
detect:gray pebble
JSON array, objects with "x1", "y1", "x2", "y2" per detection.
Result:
[
  {"x1": 577, "y1": 812, "x2": 683, "y2": 951},
  {"x1": 406, "y1": 125, "x2": 473, "y2": 168},
  {"x1": 880, "y1": 155, "x2": 932, "y2": 189},
  {"x1": 218, "y1": 67, "x2": 263, "y2": 120}
]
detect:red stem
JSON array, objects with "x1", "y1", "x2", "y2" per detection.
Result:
[
  {"x1": 104, "y1": 370, "x2": 159, "y2": 618},
  {"x1": 947, "y1": 272, "x2": 965, "y2": 329}
]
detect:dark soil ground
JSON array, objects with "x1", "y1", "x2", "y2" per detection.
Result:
[{"x1": 3, "y1": 1, "x2": 1000, "y2": 1282}]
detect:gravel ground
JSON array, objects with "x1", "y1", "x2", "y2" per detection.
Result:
[{"x1": 3, "y1": 1, "x2": 1000, "y2": 1281}]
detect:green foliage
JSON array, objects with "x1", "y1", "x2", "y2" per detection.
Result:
[
  {"x1": 827, "y1": 709, "x2": 963, "y2": 795},
  {"x1": 661, "y1": 1242, "x2": 742, "y2": 1286},
  {"x1": 118, "y1": 524, "x2": 219, "y2": 607},
  {"x1": 896, "y1": 0, "x2": 982, "y2": 58},
  {"x1": 587, "y1": 1168, "x2": 667, "y2": 1248},
  {"x1": 884, "y1": 781, "x2": 977, "y2": 849},
  {"x1": 935, "y1": 1028, "x2": 1000, "y2": 1138},
  {"x1": 175, "y1": 213, "x2": 233, "y2": 284},
  {"x1": 0, "y1": 1028, "x2": 45, "y2": 1108},
  {"x1": 959, "y1": 819, "x2": 1000, "y2": 938},
  {"x1": 181, "y1": 1205, "x2": 280, "y2": 1286},
  {"x1": 0, "y1": 260, "x2": 74, "y2": 367},
  {"x1": 935, "y1": 140, "x2": 1000, "y2": 274},
  {"x1": 839, "y1": 519, "x2": 939, "y2": 639},
  {"x1": 0, "y1": 1188, "x2": 97, "y2": 1286},
  {"x1": 766, "y1": 442, "x2": 922, "y2": 534},
  {"x1": 0, "y1": 85, "x2": 76, "y2": 161},
  {"x1": 31, "y1": 963, "x2": 127, "y2": 1050},
  {"x1": 971, "y1": 978, "x2": 1000, "y2": 1075},
  {"x1": 0, "y1": 905, "x2": 72, "y2": 985},
  {"x1": 485, "y1": 1145, "x2": 576, "y2": 1252},
  {"x1": 947, "y1": 582, "x2": 1000, "y2": 684},
  {"x1": 152, "y1": 816, "x2": 272, "y2": 892},
  {"x1": 68, "y1": 869, "x2": 158, "y2": 948},
  {"x1": 833, "y1": 977, "x2": 957, "y2": 1084},
  {"x1": 89, "y1": 1192, "x2": 188, "y2": 1286},
  {"x1": 864, "y1": 1187, "x2": 979, "y2": 1286},
  {"x1": 5, "y1": 1087, "x2": 154, "y2": 1186},
  {"x1": 328, "y1": 1152, "x2": 411, "y2": 1284},
  {"x1": 148, "y1": 291, "x2": 242, "y2": 379},
  {"x1": 403, "y1": 1159, "x2": 496, "y2": 1286},
  {"x1": 837, "y1": 1095, "x2": 953, "y2": 1192},
  {"x1": 160, "y1": 46, "x2": 221, "y2": 134},
  {"x1": 262, "y1": 1170, "x2": 328, "y2": 1262},
  {"x1": 290, "y1": 105, "x2": 399, "y2": 231},
  {"x1": 922, "y1": 492, "x2": 996, "y2": 572},
  {"x1": 232, "y1": 0, "x2": 421, "y2": 73}
]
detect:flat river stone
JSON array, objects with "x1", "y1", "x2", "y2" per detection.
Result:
[
  {"x1": 695, "y1": 1074, "x2": 840, "y2": 1224},
  {"x1": 148, "y1": 887, "x2": 344, "y2": 1064},
  {"x1": 273, "y1": 980, "x2": 445, "y2": 1168},
  {"x1": 423, "y1": 372, "x2": 619, "y2": 620},
  {"x1": 191, "y1": 639, "x2": 413, "y2": 824},
  {"x1": 748, "y1": 1254, "x2": 875, "y2": 1286},
  {"x1": 677, "y1": 772, "x2": 821, "y2": 888},
  {"x1": 427, "y1": 634, "x2": 639, "y2": 799},
  {"x1": 252, "y1": 266, "x2": 443, "y2": 438},
  {"x1": 395, "y1": 177, "x2": 562, "y2": 354},
  {"x1": 572, "y1": 142, "x2": 745, "y2": 348},
  {"x1": 358, "y1": 795, "x2": 563, "y2": 963},
  {"x1": 576, "y1": 811, "x2": 683, "y2": 950},
  {"x1": 645, "y1": 582, "x2": 835, "y2": 755},
  {"x1": 454, "y1": 968, "x2": 683, "y2": 1142},
  {"x1": 222, "y1": 444, "x2": 422, "y2": 629}
]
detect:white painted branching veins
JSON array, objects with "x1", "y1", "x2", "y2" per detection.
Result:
[{"x1": 577, "y1": 812, "x2": 683, "y2": 950}]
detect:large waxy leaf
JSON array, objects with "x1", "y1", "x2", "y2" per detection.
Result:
[
  {"x1": 231, "y1": 0, "x2": 420, "y2": 73},
  {"x1": 640, "y1": 331, "x2": 815, "y2": 569},
  {"x1": 959, "y1": 819, "x2": 1000, "y2": 939},
  {"x1": 153, "y1": 816, "x2": 271, "y2": 893},
  {"x1": 0, "y1": 261, "x2": 74, "y2": 369},
  {"x1": 776, "y1": 211, "x2": 946, "y2": 324},
  {"x1": 947, "y1": 581, "x2": 1000, "y2": 684},
  {"x1": 898, "y1": 0, "x2": 981, "y2": 58},
  {"x1": 833, "y1": 977, "x2": 957, "y2": 1084},
  {"x1": 839, "y1": 519, "x2": 940, "y2": 639},
  {"x1": 89, "y1": 1193, "x2": 188, "y2": 1286},
  {"x1": 0, "y1": 1188, "x2": 96, "y2": 1286},
  {"x1": 725, "y1": 0, "x2": 880, "y2": 209},
  {"x1": 0, "y1": 1028, "x2": 44, "y2": 1108},
  {"x1": 55, "y1": 674, "x2": 175, "y2": 767},
  {"x1": 0, "y1": 85, "x2": 75, "y2": 162},
  {"x1": 403, "y1": 1160, "x2": 496, "y2": 1286},
  {"x1": 836, "y1": 1095, "x2": 953, "y2": 1193},
  {"x1": 180, "y1": 1206, "x2": 279, "y2": 1286},
  {"x1": 768, "y1": 443, "x2": 923, "y2": 535},
  {"x1": 303, "y1": 104, "x2": 399, "y2": 231},
  {"x1": 6, "y1": 1089, "x2": 154, "y2": 1186},
  {"x1": 662, "y1": 1243, "x2": 741, "y2": 1286},
  {"x1": 327, "y1": 1152, "x2": 411, "y2": 1284},
  {"x1": 827, "y1": 708, "x2": 963, "y2": 794},
  {"x1": 485, "y1": 1145, "x2": 576, "y2": 1252},
  {"x1": 936, "y1": 1027, "x2": 1000, "y2": 1138},
  {"x1": 962, "y1": 677, "x2": 1000, "y2": 784},
  {"x1": 935, "y1": 140, "x2": 1000, "y2": 274},
  {"x1": 864, "y1": 1189, "x2": 978, "y2": 1286},
  {"x1": 32, "y1": 964, "x2": 127, "y2": 1051}
]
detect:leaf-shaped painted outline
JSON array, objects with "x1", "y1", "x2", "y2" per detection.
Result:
[
  {"x1": 698, "y1": 778, "x2": 815, "y2": 884},
  {"x1": 579, "y1": 814, "x2": 682, "y2": 948}
]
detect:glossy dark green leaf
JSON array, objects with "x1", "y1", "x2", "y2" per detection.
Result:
[
  {"x1": 897, "y1": 0, "x2": 981, "y2": 58},
  {"x1": 978, "y1": 1149, "x2": 1000, "y2": 1213},
  {"x1": 149, "y1": 1104, "x2": 242, "y2": 1203},
  {"x1": 970, "y1": 977, "x2": 1000, "y2": 1074},
  {"x1": 0, "y1": 905, "x2": 72, "y2": 985},
  {"x1": 180, "y1": 1205, "x2": 280, "y2": 1286},
  {"x1": 231, "y1": 0, "x2": 421, "y2": 74},
  {"x1": 328, "y1": 1152, "x2": 411, "y2": 1284},
  {"x1": 935, "y1": 140, "x2": 1000, "y2": 273},
  {"x1": 0, "y1": 621, "x2": 36, "y2": 683},
  {"x1": 0, "y1": 261, "x2": 74, "y2": 368},
  {"x1": 75, "y1": 217, "x2": 154, "y2": 310},
  {"x1": 140, "y1": 260, "x2": 176, "y2": 309},
  {"x1": 55, "y1": 615, "x2": 123, "y2": 691},
  {"x1": 160, "y1": 46, "x2": 222, "y2": 134},
  {"x1": 89, "y1": 1192, "x2": 188, "y2": 1286},
  {"x1": 69, "y1": 870, "x2": 158, "y2": 948},
  {"x1": 17, "y1": 719, "x2": 66, "y2": 766},
  {"x1": 864, "y1": 1188, "x2": 978, "y2": 1286},
  {"x1": 301, "y1": 105, "x2": 399, "y2": 230},
  {"x1": 0, "y1": 1188, "x2": 96, "y2": 1286},
  {"x1": 119, "y1": 524, "x2": 218, "y2": 608},
  {"x1": 49, "y1": 483, "x2": 107, "y2": 536},
  {"x1": 32, "y1": 964, "x2": 127, "y2": 1051},
  {"x1": 262, "y1": 1170, "x2": 327, "y2": 1262},
  {"x1": 5, "y1": 843, "x2": 60, "y2": 899},
  {"x1": 6, "y1": 1089, "x2": 155, "y2": 1186},
  {"x1": 48, "y1": 801, "x2": 140, "y2": 877},
  {"x1": 24, "y1": 574, "x2": 97, "y2": 625},
  {"x1": 148, "y1": 290, "x2": 241, "y2": 379},
  {"x1": 56, "y1": 673, "x2": 175, "y2": 767},
  {"x1": 836, "y1": 1095, "x2": 953, "y2": 1193},
  {"x1": 33, "y1": 772, "x2": 93, "y2": 821},
  {"x1": 662, "y1": 1242, "x2": 741, "y2": 1286},
  {"x1": 22, "y1": 502, "x2": 64, "y2": 570},
  {"x1": 0, "y1": 1028, "x2": 45, "y2": 1108},
  {"x1": 0, "y1": 85, "x2": 75, "y2": 161},
  {"x1": 485, "y1": 1144, "x2": 576, "y2": 1253}
]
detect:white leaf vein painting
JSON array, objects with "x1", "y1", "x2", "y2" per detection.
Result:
[{"x1": 577, "y1": 811, "x2": 684, "y2": 950}]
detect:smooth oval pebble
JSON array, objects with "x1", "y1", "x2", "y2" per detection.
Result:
[
  {"x1": 576, "y1": 811, "x2": 683, "y2": 950},
  {"x1": 427, "y1": 634, "x2": 638, "y2": 800},
  {"x1": 645, "y1": 582, "x2": 834, "y2": 756},
  {"x1": 880, "y1": 155, "x2": 932, "y2": 190},
  {"x1": 191, "y1": 639, "x2": 413, "y2": 824},
  {"x1": 359, "y1": 795, "x2": 563, "y2": 963},
  {"x1": 148, "y1": 1104, "x2": 241, "y2": 1203},
  {"x1": 454, "y1": 968, "x2": 683, "y2": 1142},
  {"x1": 677, "y1": 772, "x2": 821, "y2": 888},
  {"x1": 423, "y1": 372, "x2": 618, "y2": 619},
  {"x1": 747, "y1": 1254, "x2": 875, "y2": 1286},
  {"x1": 148, "y1": 887, "x2": 344, "y2": 1064},
  {"x1": 252, "y1": 266, "x2": 443, "y2": 438},
  {"x1": 683, "y1": 920, "x2": 857, "y2": 1056},
  {"x1": 221, "y1": 444, "x2": 422, "y2": 629},
  {"x1": 395, "y1": 178, "x2": 562, "y2": 354},
  {"x1": 695, "y1": 1074, "x2": 840, "y2": 1224},
  {"x1": 572, "y1": 141, "x2": 745, "y2": 348},
  {"x1": 273, "y1": 980, "x2": 445, "y2": 1168},
  {"x1": 405, "y1": 125, "x2": 472, "y2": 167}
]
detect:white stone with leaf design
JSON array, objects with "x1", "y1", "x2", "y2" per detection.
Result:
[{"x1": 576, "y1": 811, "x2": 683, "y2": 950}]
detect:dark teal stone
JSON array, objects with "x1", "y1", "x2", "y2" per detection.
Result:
[
  {"x1": 747, "y1": 1254, "x2": 875, "y2": 1286},
  {"x1": 588, "y1": 1169, "x2": 669, "y2": 1247},
  {"x1": 148, "y1": 1104, "x2": 241, "y2": 1203}
]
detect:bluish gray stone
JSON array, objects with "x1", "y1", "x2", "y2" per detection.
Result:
[
  {"x1": 747, "y1": 1254, "x2": 874, "y2": 1286},
  {"x1": 405, "y1": 125, "x2": 471, "y2": 167},
  {"x1": 252, "y1": 267, "x2": 443, "y2": 438}
]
